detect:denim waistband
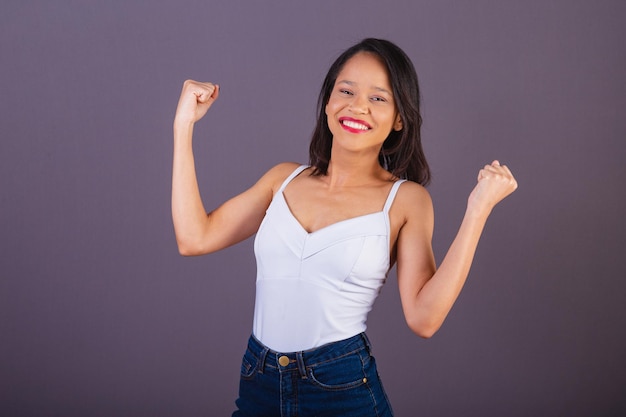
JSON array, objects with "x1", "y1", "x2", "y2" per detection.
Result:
[{"x1": 247, "y1": 333, "x2": 372, "y2": 376}]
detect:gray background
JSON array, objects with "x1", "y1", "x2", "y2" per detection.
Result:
[{"x1": 2, "y1": 1, "x2": 625, "y2": 416}]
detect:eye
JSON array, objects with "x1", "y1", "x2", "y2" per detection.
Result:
[
  {"x1": 371, "y1": 96, "x2": 387, "y2": 102},
  {"x1": 339, "y1": 89, "x2": 353, "y2": 96}
]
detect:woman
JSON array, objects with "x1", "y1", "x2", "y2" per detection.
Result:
[{"x1": 172, "y1": 38, "x2": 517, "y2": 416}]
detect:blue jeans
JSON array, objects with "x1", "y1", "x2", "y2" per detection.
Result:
[{"x1": 232, "y1": 333, "x2": 394, "y2": 417}]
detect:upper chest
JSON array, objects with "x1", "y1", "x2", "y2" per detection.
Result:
[{"x1": 282, "y1": 176, "x2": 395, "y2": 234}]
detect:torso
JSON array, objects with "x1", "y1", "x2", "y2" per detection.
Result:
[{"x1": 253, "y1": 164, "x2": 407, "y2": 351}]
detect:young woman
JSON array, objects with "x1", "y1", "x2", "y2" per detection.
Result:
[{"x1": 172, "y1": 38, "x2": 517, "y2": 417}]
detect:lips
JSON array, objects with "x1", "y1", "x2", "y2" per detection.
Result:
[{"x1": 339, "y1": 117, "x2": 371, "y2": 133}]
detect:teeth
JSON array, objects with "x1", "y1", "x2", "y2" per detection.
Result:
[{"x1": 342, "y1": 120, "x2": 369, "y2": 130}]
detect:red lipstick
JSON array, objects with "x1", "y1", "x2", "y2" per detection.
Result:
[{"x1": 339, "y1": 117, "x2": 371, "y2": 133}]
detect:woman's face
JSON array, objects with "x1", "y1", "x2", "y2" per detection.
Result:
[{"x1": 325, "y1": 52, "x2": 402, "y2": 154}]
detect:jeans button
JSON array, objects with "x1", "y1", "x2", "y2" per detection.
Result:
[{"x1": 278, "y1": 356, "x2": 290, "y2": 367}]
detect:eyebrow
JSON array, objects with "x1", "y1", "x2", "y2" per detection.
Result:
[{"x1": 336, "y1": 80, "x2": 393, "y2": 96}]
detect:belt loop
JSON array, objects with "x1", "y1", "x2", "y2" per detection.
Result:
[
  {"x1": 296, "y1": 352, "x2": 307, "y2": 379},
  {"x1": 360, "y1": 332, "x2": 373, "y2": 353},
  {"x1": 258, "y1": 347, "x2": 269, "y2": 374}
]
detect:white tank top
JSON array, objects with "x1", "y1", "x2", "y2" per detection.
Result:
[{"x1": 252, "y1": 165, "x2": 405, "y2": 352}]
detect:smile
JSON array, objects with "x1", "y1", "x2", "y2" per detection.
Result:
[{"x1": 339, "y1": 117, "x2": 371, "y2": 132}]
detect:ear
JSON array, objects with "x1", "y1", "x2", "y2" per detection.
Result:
[{"x1": 393, "y1": 114, "x2": 403, "y2": 131}]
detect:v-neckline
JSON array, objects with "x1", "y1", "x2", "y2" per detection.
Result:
[{"x1": 279, "y1": 190, "x2": 383, "y2": 236}]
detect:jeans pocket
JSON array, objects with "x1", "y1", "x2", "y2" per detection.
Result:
[
  {"x1": 240, "y1": 349, "x2": 259, "y2": 380},
  {"x1": 307, "y1": 353, "x2": 367, "y2": 391}
]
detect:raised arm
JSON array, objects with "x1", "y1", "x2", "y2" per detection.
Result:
[
  {"x1": 171, "y1": 79, "x2": 294, "y2": 256},
  {"x1": 396, "y1": 161, "x2": 518, "y2": 338}
]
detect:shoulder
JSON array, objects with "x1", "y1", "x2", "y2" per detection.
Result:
[
  {"x1": 267, "y1": 161, "x2": 304, "y2": 176},
  {"x1": 257, "y1": 162, "x2": 305, "y2": 194},
  {"x1": 392, "y1": 180, "x2": 434, "y2": 225},
  {"x1": 395, "y1": 180, "x2": 432, "y2": 209}
]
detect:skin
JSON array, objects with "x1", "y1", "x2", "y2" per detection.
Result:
[{"x1": 171, "y1": 52, "x2": 518, "y2": 339}]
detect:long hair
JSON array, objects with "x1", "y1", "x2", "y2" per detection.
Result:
[{"x1": 308, "y1": 38, "x2": 430, "y2": 185}]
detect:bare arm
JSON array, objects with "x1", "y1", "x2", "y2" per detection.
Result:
[
  {"x1": 396, "y1": 161, "x2": 518, "y2": 338},
  {"x1": 171, "y1": 79, "x2": 295, "y2": 255}
]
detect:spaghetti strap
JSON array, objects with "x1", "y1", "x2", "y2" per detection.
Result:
[
  {"x1": 383, "y1": 180, "x2": 406, "y2": 213},
  {"x1": 277, "y1": 165, "x2": 309, "y2": 193}
]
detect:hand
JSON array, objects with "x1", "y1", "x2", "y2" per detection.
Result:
[
  {"x1": 468, "y1": 160, "x2": 518, "y2": 214},
  {"x1": 174, "y1": 80, "x2": 220, "y2": 126}
]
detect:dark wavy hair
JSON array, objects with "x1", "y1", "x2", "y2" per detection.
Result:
[{"x1": 308, "y1": 38, "x2": 430, "y2": 185}]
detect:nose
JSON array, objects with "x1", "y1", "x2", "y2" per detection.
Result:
[{"x1": 349, "y1": 95, "x2": 369, "y2": 114}]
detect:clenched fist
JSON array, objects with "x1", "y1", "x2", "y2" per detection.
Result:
[
  {"x1": 174, "y1": 80, "x2": 220, "y2": 126},
  {"x1": 468, "y1": 160, "x2": 518, "y2": 214}
]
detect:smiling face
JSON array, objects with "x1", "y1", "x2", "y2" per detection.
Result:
[{"x1": 325, "y1": 52, "x2": 403, "y2": 154}]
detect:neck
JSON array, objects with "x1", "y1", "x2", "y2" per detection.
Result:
[{"x1": 324, "y1": 147, "x2": 387, "y2": 188}]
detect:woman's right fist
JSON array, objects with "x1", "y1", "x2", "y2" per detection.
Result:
[{"x1": 174, "y1": 80, "x2": 220, "y2": 125}]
